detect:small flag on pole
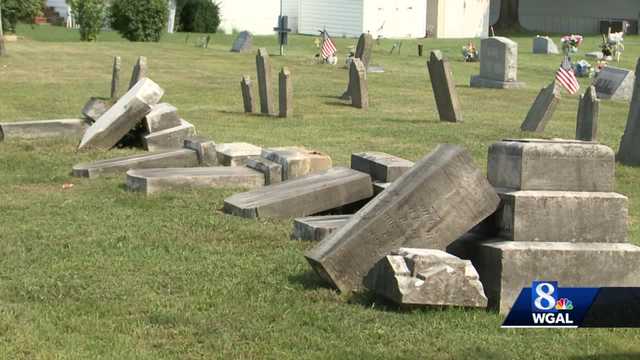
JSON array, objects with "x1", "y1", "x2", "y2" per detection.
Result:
[
  {"x1": 320, "y1": 30, "x2": 337, "y2": 60},
  {"x1": 555, "y1": 56, "x2": 580, "y2": 94}
]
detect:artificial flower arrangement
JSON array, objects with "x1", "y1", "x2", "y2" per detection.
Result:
[
  {"x1": 602, "y1": 32, "x2": 624, "y2": 62},
  {"x1": 561, "y1": 34, "x2": 584, "y2": 54},
  {"x1": 462, "y1": 41, "x2": 478, "y2": 62}
]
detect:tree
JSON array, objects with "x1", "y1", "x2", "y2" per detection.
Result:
[
  {"x1": 179, "y1": 0, "x2": 219, "y2": 33},
  {"x1": 493, "y1": 0, "x2": 522, "y2": 32},
  {"x1": 0, "y1": 0, "x2": 43, "y2": 34},
  {"x1": 110, "y1": 0, "x2": 168, "y2": 42},
  {"x1": 67, "y1": 0, "x2": 106, "y2": 41}
]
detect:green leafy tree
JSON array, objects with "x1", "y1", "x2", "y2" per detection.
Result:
[
  {"x1": 67, "y1": 0, "x2": 106, "y2": 41},
  {"x1": 1, "y1": 0, "x2": 44, "y2": 33},
  {"x1": 179, "y1": 0, "x2": 219, "y2": 33},
  {"x1": 110, "y1": 0, "x2": 168, "y2": 42}
]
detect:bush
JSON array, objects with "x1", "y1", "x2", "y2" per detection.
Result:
[
  {"x1": 67, "y1": 0, "x2": 106, "y2": 41},
  {"x1": 109, "y1": 0, "x2": 168, "y2": 42},
  {"x1": 179, "y1": 0, "x2": 219, "y2": 33},
  {"x1": 1, "y1": 0, "x2": 43, "y2": 33}
]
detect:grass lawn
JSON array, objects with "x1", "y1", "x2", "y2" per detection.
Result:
[{"x1": 1, "y1": 24, "x2": 639, "y2": 359}]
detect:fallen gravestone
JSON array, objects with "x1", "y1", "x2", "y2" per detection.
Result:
[
  {"x1": 143, "y1": 119, "x2": 196, "y2": 151},
  {"x1": 144, "y1": 103, "x2": 182, "y2": 133},
  {"x1": 223, "y1": 167, "x2": 373, "y2": 219},
  {"x1": 593, "y1": 66, "x2": 634, "y2": 101},
  {"x1": 520, "y1": 82, "x2": 561, "y2": 132},
  {"x1": 261, "y1": 147, "x2": 332, "y2": 181},
  {"x1": 78, "y1": 78, "x2": 164, "y2": 150},
  {"x1": 231, "y1": 31, "x2": 253, "y2": 53},
  {"x1": 618, "y1": 58, "x2": 640, "y2": 165},
  {"x1": 246, "y1": 157, "x2": 282, "y2": 185},
  {"x1": 533, "y1": 36, "x2": 559, "y2": 54},
  {"x1": 292, "y1": 215, "x2": 352, "y2": 241},
  {"x1": 351, "y1": 152, "x2": 414, "y2": 183},
  {"x1": 216, "y1": 142, "x2": 262, "y2": 166},
  {"x1": 111, "y1": 56, "x2": 121, "y2": 100},
  {"x1": 471, "y1": 37, "x2": 525, "y2": 89},
  {"x1": 129, "y1": 56, "x2": 148, "y2": 90},
  {"x1": 576, "y1": 86, "x2": 599, "y2": 141},
  {"x1": 82, "y1": 98, "x2": 112, "y2": 122},
  {"x1": 305, "y1": 144, "x2": 500, "y2": 293},
  {"x1": 350, "y1": 59, "x2": 368, "y2": 109},
  {"x1": 373, "y1": 181, "x2": 391, "y2": 195},
  {"x1": 279, "y1": 67, "x2": 293, "y2": 118},
  {"x1": 427, "y1": 50, "x2": 463, "y2": 122},
  {"x1": 488, "y1": 139, "x2": 615, "y2": 192},
  {"x1": 0, "y1": 118, "x2": 89, "y2": 141},
  {"x1": 184, "y1": 137, "x2": 217, "y2": 166},
  {"x1": 72, "y1": 148, "x2": 200, "y2": 178},
  {"x1": 126, "y1": 167, "x2": 265, "y2": 195},
  {"x1": 256, "y1": 48, "x2": 275, "y2": 115},
  {"x1": 241, "y1": 76, "x2": 255, "y2": 113},
  {"x1": 366, "y1": 248, "x2": 487, "y2": 308}
]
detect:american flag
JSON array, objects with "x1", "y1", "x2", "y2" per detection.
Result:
[
  {"x1": 320, "y1": 30, "x2": 337, "y2": 60},
  {"x1": 555, "y1": 56, "x2": 580, "y2": 95}
]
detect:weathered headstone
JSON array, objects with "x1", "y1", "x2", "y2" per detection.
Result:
[
  {"x1": 593, "y1": 66, "x2": 635, "y2": 101},
  {"x1": 350, "y1": 152, "x2": 414, "y2": 183},
  {"x1": 350, "y1": 59, "x2": 368, "y2": 109},
  {"x1": 305, "y1": 145, "x2": 501, "y2": 293},
  {"x1": 576, "y1": 86, "x2": 600, "y2": 141},
  {"x1": 245, "y1": 157, "x2": 282, "y2": 185},
  {"x1": 126, "y1": 167, "x2": 265, "y2": 194},
  {"x1": 0, "y1": 118, "x2": 89, "y2": 141},
  {"x1": 216, "y1": 142, "x2": 262, "y2": 166},
  {"x1": 111, "y1": 56, "x2": 121, "y2": 100},
  {"x1": 618, "y1": 58, "x2": 640, "y2": 165},
  {"x1": 279, "y1": 67, "x2": 293, "y2": 118},
  {"x1": 470, "y1": 37, "x2": 525, "y2": 89},
  {"x1": 373, "y1": 181, "x2": 390, "y2": 195},
  {"x1": 488, "y1": 139, "x2": 615, "y2": 192},
  {"x1": 256, "y1": 48, "x2": 275, "y2": 115},
  {"x1": 261, "y1": 147, "x2": 332, "y2": 181},
  {"x1": 82, "y1": 97, "x2": 111, "y2": 122},
  {"x1": 223, "y1": 167, "x2": 373, "y2": 219},
  {"x1": 129, "y1": 56, "x2": 148, "y2": 90},
  {"x1": 231, "y1": 31, "x2": 253, "y2": 53},
  {"x1": 78, "y1": 78, "x2": 164, "y2": 150},
  {"x1": 72, "y1": 149, "x2": 200, "y2": 178},
  {"x1": 427, "y1": 50, "x2": 463, "y2": 122},
  {"x1": 144, "y1": 103, "x2": 181, "y2": 133},
  {"x1": 144, "y1": 120, "x2": 196, "y2": 151},
  {"x1": 533, "y1": 36, "x2": 559, "y2": 54},
  {"x1": 292, "y1": 215, "x2": 352, "y2": 241},
  {"x1": 520, "y1": 82, "x2": 561, "y2": 132},
  {"x1": 366, "y1": 248, "x2": 488, "y2": 308},
  {"x1": 240, "y1": 75, "x2": 255, "y2": 113},
  {"x1": 340, "y1": 33, "x2": 374, "y2": 100}
]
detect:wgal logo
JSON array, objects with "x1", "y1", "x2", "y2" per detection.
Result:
[{"x1": 531, "y1": 281, "x2": 574, "y2": 325}]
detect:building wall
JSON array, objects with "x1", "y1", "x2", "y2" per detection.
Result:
[
  {"x1": 429, "y1": 0, "x2": 490, "y2": 39},
  {"x1": 362, "y1": 0, "x2": 427, "y2": 39},
  {"x1": 218, "y1": 0, "x2": 281, "y2": 35},
  {"x1": 282, "y1": 0, "x2": 299, "y2": 33},
  {"x1": 298, "y1": 0, "x2": 363, "y2": 37}
]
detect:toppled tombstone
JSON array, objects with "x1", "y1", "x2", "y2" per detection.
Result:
[
  {"x1": 427, "y1": 50, "x2": 463, "y2": 122},
  {"x1": 126, "y1": 167, "x2": 265, "y2": 195},
  {"x1": 82, "y1": 98, "x2": 112, "y2": 122},
  {"x1": 224, "y1": 167, "x2": 373, "y2": 219},
  {"x1": 216, "y1": 142, "x2": 262, "y2": 166},
  {"x1": 292, "y1": 215, "x2": 352, "y2": 241},
  {"x1": 78, "y1": 78, "x2": 164, "y2": 150},
  {"x1": 246, "y1": 157, "x2": 282, "y2": 185},
  {"x1": 373, "y1": 181, "x2": 391, "y2": 195},
  {"x1": 366, "y1": 248, "x2": 487, "y2": 308},
  {"x1": 576, "y1": 86, "x2": 600, "y2": 141},
  {"x1": 143, "y1": 119, "x2": 196, "y2": 151},
  {"x1": 618, "y1": 58, "x2": 640, "y2": 165},
  {"x1": 231, "y1": 31, "x2": 253, "y2": 53},
  {"x1": 184, "y1": 137, "x2": 217, "y2": 166},
  {"x1": 351, "y1": 152, "x2": 414, "y2": 183},
  {"x1": 129, "y1": 56, "x2": 148, "y2": 90},
  {"x1": 261, "y1": 146, "x2": 332, "y2": 181},
  {"x1": 144, "y1": 103, "x2": 182, "y2": 133},
  {"x1": 0, "y1": 118, "x2": 90, "y2": 141},
  {"x1": 305, "y1": 144, "x2": 500, "y2": 293},
  {"x1": 520, "y1": 82, "x2": 561, "y2": 132}
]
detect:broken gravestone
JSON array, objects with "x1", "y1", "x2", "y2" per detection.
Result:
[
  {"x1": 350, "y1": 58, "x2": 368, "y2": 109},
  {"x1": 231, "y1": 31, "x2": 253, "y2": 53},
  {"x1": 618, "y1": 58, "x2": 640, "y2": 165},
  {"x1": 184, "y1": 137, "x2": 217, "y2": 166},
  {"x1": 427, "y1": 50, "x2": 462, "y2": 122},
  {"x1": 256, "y1": 48, "x2": 275, "y2": 115},
  {"x1": 279, "y1": 67, "x2": 293, "y2": 118},
  {"x1": 261, "y1": 146, "x2": 332, "y2": 181},
  {"x1": 305, "y1": 144, "x2": 500, "y2": 293},
  {"x1": 350, "y1": 152, "x2": 414, "y2": 183},
  {"x1": 129, "y1": 56, "x2": 148, "y2": 90},
  {"x1": 241, "y1": 75, "x2": 255, "y2": 113},
  {"x1": 366, "y1": 248, "x2": 488, "y2": 308},
  {"x1": 576, "y1": 86, "x2": 600, "y2": 141},
  {"x1": 245, "y1": 157, "x2": 282, "y2": 185},
  {"x1": 292, "y1": 215, "x2": 352, "y2": 241},
  {"x1": 0, "y1": 118, "x2": 89, "y2": 141},
  {"x1": 82, "y1": 97, "x2": 112, "y2": 122},
  {"x1": 143, "y1": 119, "x2": 196, "y2": 151},
  {"x1": 144, "y1": 103, "x2": 182, "y2": 133},
  {"x1": 216, "y1": 142, "x2": 263, "y2": 166},
  {"x1": 520, "y1": 82, "x2": 561, "y2": 132}
]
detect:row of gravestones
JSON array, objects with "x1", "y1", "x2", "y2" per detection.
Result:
[{"x1": 240, "y1": 48, "x2": 293, "y2": 118}]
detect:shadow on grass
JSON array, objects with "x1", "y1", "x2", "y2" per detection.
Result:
[
  {"x1": 324, "y1": 101, "x2": 354, "y2": 107},
  {"x1": 288, "y1": 270, "x2": 330, "y2": 291},
  {"x1": 570, "y1": 355, "x2": 640, "y2": 360}
]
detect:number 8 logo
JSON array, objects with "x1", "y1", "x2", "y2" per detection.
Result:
[{"x1": 534, "y1": 282, "x2": 557, "y2": 311}]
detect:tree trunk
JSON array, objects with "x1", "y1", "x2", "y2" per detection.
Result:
[{"x1": 493, "y1": 0, "x2": 522, "y2": 31}]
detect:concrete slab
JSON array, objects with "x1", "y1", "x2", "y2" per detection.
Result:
[
  {"x1": 0, "y1": 118, "x2": 89, "y2": 141},
  {"x1": 72, "y1": 149, "x2": 199, "y2": 178}
]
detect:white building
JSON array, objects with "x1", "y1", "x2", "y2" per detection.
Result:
[{"x1": 217, "y1": 0, "x2": 299, "y2": 35}]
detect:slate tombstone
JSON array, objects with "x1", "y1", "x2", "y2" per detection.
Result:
[
  {"x1": 470, "y1": 37, "x2": 525, "y2": 89},
  {"x1": 231, "y1": 31, "x2": 253, "y2": 53},
  {"x1": 349, "y1": 58, "x2": 368, "y2": 109},
  {"x1": 129, "y1": 56, "x2": 148, "y2": 90},
  {"x1": 256, "y1": 48, "x2": 275, "y2": 115},
  {"x1": 427, "y1": 50, "x2": 462, "y2": 122},
  {"x1": 520, "y1": 82, "x2": 561, "y2": 132},
  {"x1": 111, "y1": 56, "x2": 121, "y2": 100},
  {"x1": 278, "y1": 67, "x2": 293, "y2": 117},
  {"x1": 576, "y1": 86, "x2": 600, "y2": 141},
  {"x1": 593, "y1": 66, "x2": 635, "y2": 101},
  {"x1": 240, "y1": 75, "x2": 255, "y2": 113},
  {"x1": 618, "y1": 58, "x2": 640, "y2": 165},
  {"x1": 340, "y1": 33, "x2": 374, "y2": 100},
  {"x1": 533, "y1": 36, "x2": 559, "y2": 54}
]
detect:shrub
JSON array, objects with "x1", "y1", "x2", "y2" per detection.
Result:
[
  {"x1": 67, "y1": 0, "x2": 106, "y2": 41},
  {"x1": 109, "y1": 0, "x2": 168, "y2": 42},
  {"x1": 1, "y1": 0, "x2": 44, "y2": 33},
  {"x1": 179, "y1": 0, "x2": 219, "y2": 33}
]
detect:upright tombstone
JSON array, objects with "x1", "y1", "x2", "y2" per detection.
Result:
[
  {"x1": 427, "y1": 50, "x2": 463, "y2": 122},
  {"x1": 256, "y1": 48, "x2": 275, "y2": 115},
  {"x1": 240, "y1": 75, "x2": 255, "y2": 113},
  {"x1": 340, "y1": 33, "x2": 374, "y2": 100},
  {"x1": 533, "y1": 36, "x2": 559, "y2": 54},
  {"x1": 470, "y1": 37, "x2": 525, "y2": 89},
  {"x1": 520, "y1": 82, "x2": 561, "y2": 132},
  {"x1": 279, "y1": 67, "x2": 293, "y2": 117},
  {"x1": 129, "y1": 56, "x2": 148, "y2": 90},
  {"x1": 593, "y1": 66, "x2": 635, "y2": 102},
  {"x1": 350, "y1": 58, "x2": 368, "y2": 109},
  {"x1": 231, "y1": 31, "x2": 253, "y2": 53},
  {"x1": 111, "y1": 56, "x2": 121, "y2": 100},
  {"x1": 618, "y1": 58, "x2": 640, "y2": 165},
  {"x1": 576, "y1": 86, "x2": 600, "y2": 141}
]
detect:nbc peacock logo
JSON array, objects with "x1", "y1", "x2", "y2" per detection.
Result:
[{"x1": 555, "y1": 298, "x2": 574, "y2": 311}]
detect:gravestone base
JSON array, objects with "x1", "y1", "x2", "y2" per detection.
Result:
[{"x1": 470, "y1": 76, "x2": 525, "y2": 89}]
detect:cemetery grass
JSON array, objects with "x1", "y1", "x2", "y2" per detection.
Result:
[{"x1": 1, "y1": 25, "x2": 639, "y2": 359}]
